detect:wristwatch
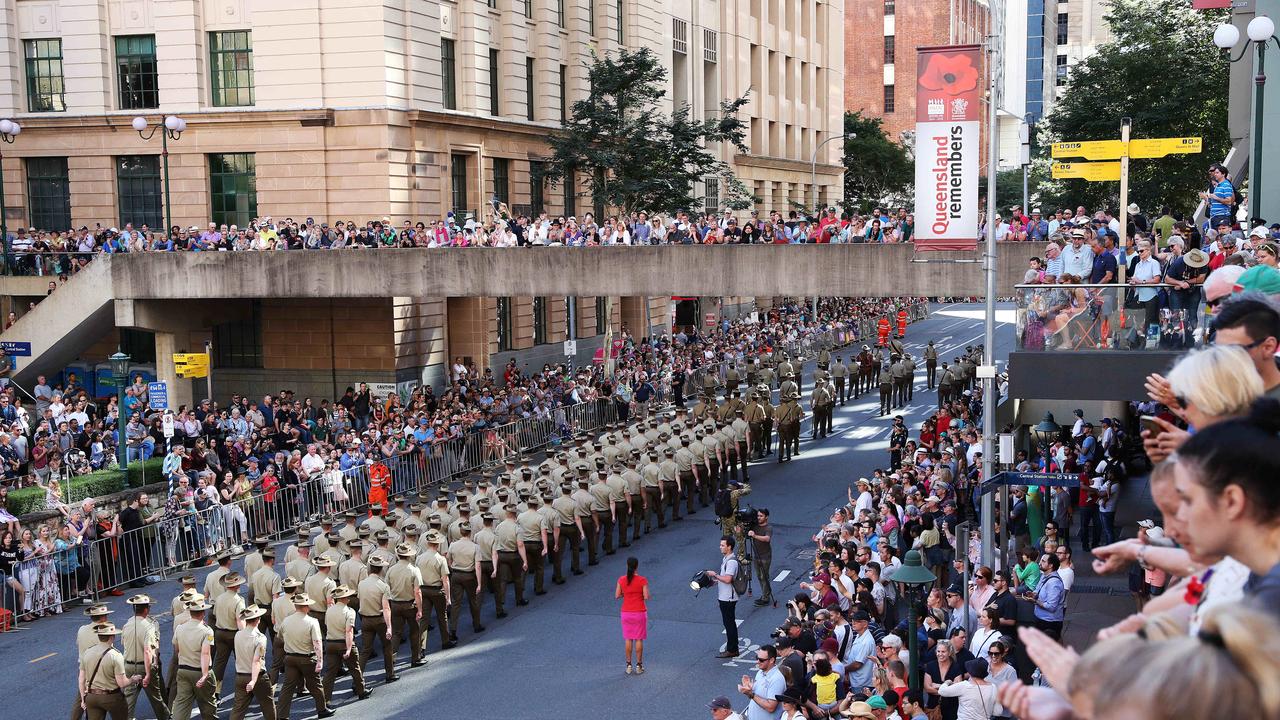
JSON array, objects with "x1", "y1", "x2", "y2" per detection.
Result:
[{"x1": 1136, "y1": 543, "x2": 1151, "y2": 571}]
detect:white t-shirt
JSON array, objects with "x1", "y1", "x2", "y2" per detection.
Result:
[
  {"x1": 718, "y1": 555, "x2": 739, "y2": 602},
  {"x1": 1058, "y1": 565, "x2": 1075, "y2": 591}
]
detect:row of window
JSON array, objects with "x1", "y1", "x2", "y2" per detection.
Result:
[
  {"x1": 496, "y1": 296, "x2": 609, "y2": 351},
  {"x1": 24, "y1": 32, "x2": 252, "y2": 112},
  {"x1": 23, "y1": 153, "x2": 256, "y2": 231},
  {"x1": 440, "y1": 41, "x2": 566, "y2": 122}
]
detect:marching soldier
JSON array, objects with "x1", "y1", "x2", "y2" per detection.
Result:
[
  {"x1": 212, "y1": 573, "x2": 248, "y2": 684},
  {"x1": 283, "y1": 527, "x2": 309, "y2": 566},
  {"x1": 275, "y1": 593, "x2": 331, "y2": 719},
  {"x1": 386, "y1": 543, "x2": 426, "y2": 668},
  {"x1": 171, "y1": 595, "x2": 217, "y2": 720},
  {"x1": 78, "y1": 623, "x2": 141, "y2": 720},
  {"x1": 284, "y1": 543, "x2": 315, "y2": 585},
  {"x1": 700, "y1": 425, "x2": 724, "y2": 491},
  {"x1": 72, "y1": 604, "x2": 116, "y2": 720},
  {"x1": 356, "y1": 557, "x2": 397, "y2": 683},
  {"x1": 604, "y1": 465, "x2": 631, "y2": 548},
  {"x1": 473, "y1": 512, "x2": 500, "y2": 614},
  {"x1": 551, "y1": 484, "x2": 584, "y2": 577},
  {"x1": 268, "y1": 578, "x2": 302, "y2": 685},
  {"x1": 495, "y1": 503, "x2": 529, "y2": 614},
  {"x1": 122, "y1": 594, "x2": 170, "y2": 720},
  {"x1": 831, "y1": 357, "x2": 849, "y2": 405},
  {"x1": 674, "y1": 438, "x2": 701, "y2": 515},
  {"x1": 903, "y1": 352, "x2": 917, "y2": 402},
  {"x1": 416, "y1": 531, "x2": 454, "y2": 651},
  {"x1": 304, "y1": 557, "x2": 337, "y2": 636},
  {"x1": 855, "y1": 346, "x2": 873, "y2": 398},
  {"x1": 810, "y1": 382, "x2": 832, "y2": 440},
  {"x1": 879, "y1": 363, "x2": 894, "y2": 417},
  {"x1": 779, "y1": 373, "x2": 798, "y2": 404},
  {"x1": 243, "y1": 537, "x2": 270, "y2": 582},
  {"x1": 889, "y1": 355, "x2": 907, "y2": 409},
  {"x1": 730, "y1": 408, "x2": 751, "y2": 482},
  {"x1": 250, "y1": 549, "x2": 282, "y2": 646},
  {"x1": 230, "y1": 606, "x2": 274, "y2": 720},
  {"x1": 203, "y1": 552, "x2": 233, "y2": 605},
  {"x1": 337, "y1": 540, "x2": 369, "y2": 592},
  {"x1": 658, "y1": 449, "x2": 683, "y2": 522},
  {"x1": 724, "y1": 362, "x2": 740, "y2": 393},
  {"x1": 573, "y1": 475, "x2": 601, "y2": 564},
  {"x1": 518, "y1": 497, "x2": 551, "y2": 593},
  {"x1": 924, "y1": 340, "x2": 939, "y2": 389},
  {"x1": 621, "y1": 457, "x2": 645, "y2": 544},
  {"x1": 588, "y1": 469, "x2": 616, "y2": 555},
  {"x1": 321, "y1": 586, "x2": 369, "y2": 704},
  {"x1": 446, "y1": 523, "x2": 485, "y2": 637},
  {"x1": 171, "y1": 575, "x2": 198, "y2": 619},
  {"x1": 758, "y1": 386, "x2": 775, "y2": 458},
  {"x1": 775, "y1": 392, "x2": 803, "y2": 462},
  {"x1": 776, "y1": 356, "x2": 794, "y2": 390},
  {"x1": 817, "y1": 344, "x2": 831, "y2": 370},
  {"x1": 938, "y1": 362, "x2": 954, "y2": 408}
]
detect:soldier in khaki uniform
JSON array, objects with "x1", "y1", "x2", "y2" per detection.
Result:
[
  {"x1": 304, "y1": 556, "x2": 337, "y2": 636},
  {"x1": 743, "y1": 393, "x2": 767, "y2": 461},
  {"x1": 356, "y1": 556, "x2": 396, "y2": 683},
  {"x1": 775, "y1": 392, "x2": 803, "y2": 462},
  {"x1": 275, "y1": 594, "x2": 331, "y2": 719},
  {"x1": 242, "y1": 537, "x2": 270, "y2": 583},
  {"x1": 549, "y1": 485, "x2": 581, "y2": 580},
  {"x1": 730, "y1": 409, "x2": 751, "y2": 482},
  {"x1": 657, "y1": 449, "x2": 683, "y2": 523},
  {"x1": 321, "y1": 586, "x2": 368, "y2": 703},
  {"x1": 902, "y1": 352, "x2": 917, "y2": 402},
  {"x1": 250, "y1": 549, "x2": 282, "y2": 646},
  {"x1": 495, "y1": 503, "x2": 528, "y2": 614},
  {"x1": 446, "y1": 522, "x2": 485, "y2": 637},
  {"x1": 879, "y1": 363, "x2": 894, "y2": 416},
  {"x1": 937, "y1": 362, "x2": 954, "y2": 408},
  {"x1": 230, "y1": 605, "x2": 274, "y2": 720},
  {"x1": 924, "y1": 340, "x2": 938, "y2": 389},
  {"x1": 211, "y1": 573, "x2": 248, "y2": 684},
  {"x1": 386, "y1": 543, "x2": 426, "y2": 668},
  {"x1": 72, "y1": 604, "x2": 116, "y2": 720},
  {"x1": 831, "y1": 356, "x2": 849, "y2": 405},
  {"x1": 621, "y1": 456, "x2": 645, "y2": 544},
  {"x1": 810, "y1": 382, "x2": 832, "y2": 440},
  {"x1": 587, "y1": 469, "x2": 615, "y2": 555},
  {"x1": 171, "y1": 596, "x2": 218, "y2": 720},
  {"x1": 78, "y1": 623, "x2": 141, "y2": 720},
  {"x1": 284, "y1": 543, "x2": 315, "y2": 585},
  {"x1": 203, "y1": 552, "x2": 232, "y2": 605},
  {"x1": 121, "y1": 595, "x2": 170, "y2": 720},
  {"x1": 517, "y1": 498, "x2": 550, "y2": 594},
  {"x1": 572, "y1": 475, "x2": 600, "y2": 566},
  {"x1": 268, "y1": 578, "x2": 302, "y2": 685},
  {"x1": 416, "y1": 531, "x2": 454, "y2": 651},
  {"x1": 473, "y1": 512, "x2": 500, "y2": 613},
  {"x1": 337, "y1": 540, "x2": 369, "y2": 591}
]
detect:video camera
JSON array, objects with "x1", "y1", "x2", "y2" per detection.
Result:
[{"x1": 736, "y1": 506, "x2": 760, "y2": 530}]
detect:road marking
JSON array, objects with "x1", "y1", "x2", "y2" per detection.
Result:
[
  {"x1": 30, "y1": 652, "x2": 56, "y2": 663},
  {"x1": 773, "y1": 570, "x2": 790, "y2": 583}
]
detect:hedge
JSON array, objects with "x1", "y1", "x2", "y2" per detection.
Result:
[{"x1": 9, "y1": 458, "x2": 167, "y2": 517}]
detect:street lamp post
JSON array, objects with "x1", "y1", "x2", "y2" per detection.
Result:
[
  {"x1": 132, "y1": 115, "x2": 186, "y2": 238},
  {"x1": 1214, "y1": 16, "x2": 1279, "y2": 224},
  {"x1": 0, "y1": 119, "x2": 22, "y2": 273},
  {"x1": 110, "y1": 351, "x2": 131, "y2": 470},
  {"x1": 895, "y1": 550, "x2": 938, "y2": 695},
  {"x1": 811, "y1": 133, "x2": 855, "y2": 218}
]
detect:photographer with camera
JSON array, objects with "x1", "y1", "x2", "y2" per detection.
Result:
[
  {"x1": 748, "y1": 508, "x2": 773, "y2": 606},
  {"x1": 707, "y1": 536, "x2": 742, "y2": 659}
]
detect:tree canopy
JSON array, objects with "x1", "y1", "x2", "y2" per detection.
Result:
[{"x1": 841, "y1": 111, "x2": 914, "y2": 212}]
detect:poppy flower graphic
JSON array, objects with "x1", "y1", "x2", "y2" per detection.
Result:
[{"x1": 919, "y1": 53, "x2": 980, "y2": 96}]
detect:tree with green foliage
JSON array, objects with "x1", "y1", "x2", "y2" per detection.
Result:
[
  {"x1": 841, "y1": 111, "x2": 914, "y2": 212},
  {"x1": 544, "y1": 48, "x2": 754, "y2": 216},
  {"x1": 1038, "y1": 0, "x2": 1229, "y2": 215}
]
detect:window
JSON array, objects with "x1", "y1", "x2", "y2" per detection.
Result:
[
  {"x1": 523, "y1": 0, "x2": 532, "y2": 17},
  {"x1": 450, "y1": 154, "x2": 469, "y2": 219},
  {"x1": 493, "y1": 157, "x2": 510, "y2": 205},
  {"x1": 1057, "y1": 13, "x2": 1068, "y2": 44},
  {"x1": 441, "y1": 38, "x2": 457, "y2": 110},
  {"x1": 496, "y1": 297, "x2": 513, "y2": 351},
  {"x1": 119, "y1": 329, "x2": 157, "y2": 364},
  {"x1": 529, "y1": 160, "x2": 546, "y2": 216},
  {"x1": 526, "y1": 57, "x2": 536, "y2": 121},
  {"x1": 884, "y1": 84, "x2": 895, "y2": 112},
  {"x1": 703, "y1": 29, "x2": 718, "y2": 63},
  {"x1": 884, "y1": 0, "x2": 895, "y2": 15},
  {"x1": 116, "y1": 155, "x2": 162, "y2": 230},
  {"x1": 208, "y1": 153, "x2": 257, "y2": 228},
  {"x1": 589, "y1": 0, "x2": 596, "y2": 35},
  {"x1": 115, "y1": 35, "x2": 158, "y2": 109},
  {"x1": 673, "y1": 19, "x2": 688, "y2": 54},
  {"x1": 565, "y1": 297, "x2": 577, "y2": 340},
  {"x1": 487, "y1": 0, "x2": 496, "y2": 7},
  {"x1": 1056, "y1": 55, "x2": 1068, "y2": 87},
  {"x1": 704, "y1": 177, "x2": 720, "y2": 213},
  {"x1": 489, "y1": 49, "x2": 500, "y2": 116},
  {"x1": 209, "y1": 31, "x2": 253, "y2": 107},
  {"x1": 557, "y1": 0, "x2": 565, "y2": 27},
  {"x1": 559, "y1": 64, "x2": 568, "y2": 123},
  {"x1": 884, "y1": 35, "x2": 895, "y2": 65},
  {"x1": 616, "y1": 0, "x2": 625, "y2": 42},
  {"x1": 595, "y1": 297, "x2": 608, "y2": 334},
  {"x1": 23, "y1": 39, "x2": 65, "y2": 112},
  {"x1": 213, "y1": 301, "x2": 263, "y2": 368},
  {"x1": 564, "y1": 170, "x2": 576, "y2": 217},
  {"x1": 532, "y1": 297, "x2": 548, "y2": 345},
  {"x1": 26, "y1": 157, "x2": 70, "y2": 231}
]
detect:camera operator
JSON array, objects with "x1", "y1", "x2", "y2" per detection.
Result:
[
  {"x1": 707, "y1": 536, "x2": 742, "y2": 659},
  {"x1": 776, "y1": 618, "x2": 817, "y2": 654},
  {"x1": 747, "y1": 508, "x2": 773, "y2": 606}
]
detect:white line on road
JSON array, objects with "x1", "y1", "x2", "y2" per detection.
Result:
[{"x1": 773, "y1": 570, "x2": 791, "y2": 583}]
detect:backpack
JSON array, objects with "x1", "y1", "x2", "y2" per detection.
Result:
[
  {"x1": 731, "y1": 556, "x2": 750, "y2": 595},
  {"x1": 714, "y1": 488, "x2": 735, "y2": 518},
  {"x1": 1229, "y1": 180, "x2": 1244, "y2": 208}
]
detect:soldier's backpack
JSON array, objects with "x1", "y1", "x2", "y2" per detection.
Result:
[{"x1": 715, "y1": 488, "x2": 735, "y2": 518}]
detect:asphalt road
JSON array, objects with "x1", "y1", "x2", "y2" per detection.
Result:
[{"x1": 3, "y1": 303, "x2": 1038, "y2": 720}]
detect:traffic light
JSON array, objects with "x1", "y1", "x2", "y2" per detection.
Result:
[{"x1": 173, "y1": 352, "x2": 209, "y2": 379}]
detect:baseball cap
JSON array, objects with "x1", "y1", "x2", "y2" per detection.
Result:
[
  {"x1": 1234, "y1": 265, "x2": 1280, "y2": 296},
  {"x1": 867, "y1": 696, "x2": 890, "y2": 710},
  {"x1": 708, "y1": 696, "x2": 733, "y2": 710}
]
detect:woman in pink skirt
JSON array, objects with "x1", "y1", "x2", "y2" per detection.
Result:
[{"x1": 615, "y1": 556, "x2": 651, "y2": 675}]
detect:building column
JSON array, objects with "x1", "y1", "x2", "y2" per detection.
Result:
[
  {"x1": 394, "y1": 297, "x2": 449, "y2": 393},
  {"x1": 445, "y1": 296, "x2": 492, "y2": 377},
  {"x1": 154, "y1": 331, "x2": 196, "y2": 410}
]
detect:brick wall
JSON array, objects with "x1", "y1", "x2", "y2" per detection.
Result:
[{"x1": 261, "y1": 299, "x2": 393, "y2": 372}]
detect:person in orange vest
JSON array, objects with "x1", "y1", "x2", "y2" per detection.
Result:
[
  {"x1": 877, "y1": 316, "x2": 891, "y2": 347},
  {"x1": 897, "y1": 309, "x2": 908, "y2": 339},
  {"x1": 367, "y1": 462, "x2": 390, "y2": 514}
]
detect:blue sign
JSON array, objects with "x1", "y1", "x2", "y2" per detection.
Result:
[
  {"x1": 148, "y1": 381, "x2": 169, "y2": 410},
  {"x1": 979, "y1": 471, "x2": 1081, "y2": 495},
  {"x1": 0, "y1": 341, "x2": 31, "y2": 357}
]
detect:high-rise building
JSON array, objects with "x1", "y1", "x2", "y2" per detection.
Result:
[{"x1": 0, "y1": 0, "x2": 844, "y2": 229}]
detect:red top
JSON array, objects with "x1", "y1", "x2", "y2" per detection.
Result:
[{"x1": 618, "y1": 574, "x2": 648, "y2": 612}]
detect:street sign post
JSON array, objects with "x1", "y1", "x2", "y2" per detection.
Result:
[
  {"x1": 173, "y1": 352, "x2": 209, "y2": 379},
  {"x1": 563, "y1": 340, "x2": 577, "y2": 357},
  {"x1": 1051, "y1": 140, "x2": 1126, "y2": 160},
  {"x1": 162, "y1": 412, "x2": 175, "y2": 439},
  {"x1": 1127, "y1": 136, "x2": 1203, "y2": 159},
  {"x1": 1051, "y1": 162, "x2": 1122, "y2": 181},
  {"x1": 148, "y1": 381, "x2": 168, "y2": 410}
]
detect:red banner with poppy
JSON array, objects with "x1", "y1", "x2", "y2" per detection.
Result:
[{"x1": 913, "y1": 45, "x2": 982, "y2": 252}]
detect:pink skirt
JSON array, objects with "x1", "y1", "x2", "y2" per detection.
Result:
[{"x1": 620, "y1": 611, "x2": 648, "y2": 640}]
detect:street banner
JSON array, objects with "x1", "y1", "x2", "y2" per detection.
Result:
[{"x1": 913, "y1": 44, "x2": 983, "y2": 251}]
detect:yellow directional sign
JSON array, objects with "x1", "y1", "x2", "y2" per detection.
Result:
[
  {"x1": 172, "y1": 353, "x2": 209, "y2": 367},
  {"x1": 1127, "y1": 136, "x2": 1202, "y2": 159},
  {"x1": 1052, "y1": 162, "x2": 1122, "y2": 182},
  {"x1": 1051, "y1": 140, "x2": 1126, "y2": 161}
]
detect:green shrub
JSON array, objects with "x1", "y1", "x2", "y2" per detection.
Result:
[{"x1": 10, "y1": 458, "x2": 167, "y2": 517}]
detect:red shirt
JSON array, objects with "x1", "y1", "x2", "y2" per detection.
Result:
[{"x1": 618, "y1": 574, "x2": 648, "y2": 612}]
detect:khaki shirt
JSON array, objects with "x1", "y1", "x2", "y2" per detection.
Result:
[
  {"x1": 283, "y1": 543, "x2": 302, "y2": 567},
  {"x1": 271, "y1": 594, "x2": 294, "y2": 629},
  {"x1": 174, "y1": 620, "x2": 213, "y2": 667},
  {"x1": 324, "y1": 603, "x2": 355, "y2": 642},
  {"x1": 517, "y1": 509, "x2": 546, "y2": 542},
  {"x1": 204, "y1": 566, "x2": 229, "y2": 604},
  {"x1": 304, "y1": 572, "x2": 336, "y2": 614},
  {"x1": 433, "y1": 506, "x2": 456, "y2": 529},
  {"x1": 369, "y1": 545, "x2": 396, "y2": 568},
  {"x1": 279, "y1": 611, "x2": 322, "y2": 655},
  {"x1": 357, "y1": 574, "x2": 391, "y2": 616},
  {"x1": 731, "y1": 418, "x2": 750, "y2": 441},
  {"x1": 250, "y1": 566, "x2": 282, "y2": 606},
  {"x1": 338, "y1": 524, "x2": 360, "y2": 545},
  {"x1": 243, "y1": 551, "x2": 264, "y2": 581},
  {"x1": 702, "y1": 434, "x2": 722, "y2": 460},
  {"x1": 78, "y1": 622, "x2": 106, "y2": 654},
  {"x1": 588, "y1": 482, "x2": 612, "y2": 511},
  {"x1": 572, "y1": 488, "x2": 594, "y2": 517},
  {"x1": 606, "y1": 474, "x2": 628, "y2": 503},
  {"x1": 447, "y1": 516, "x2": 471, "y2": 544},
  {"x1": 170, "y1": 593, "x2": 193, "y2": 620},
  {"x1": 362, "y1": 515, "x2": 387, "y2": 534},
  {"x1": 386, "y1": 559, "x2": 422, "y2": 601},
  {"x1": 233, "y1": 627, "x2": 267, "y2": 675},
  {"x1": 640, "y1": 462, "x2": 662, "y2": 489},
  {"x1": 622, "y1": 469, "x2": 644, "y2": 495},
  {"x1": 121, "y1": 615, "x2": 160, "y2": 665},
  {"x1": 416, "y1": 549, "x2": 449, "y2": 586},
  {"x1": 446, "y1": 538, "x2": 480, "y2": 572},
  {"x1": 473, "y1": 527, "x2": 497, "y2": 560},
  {"x1": 213, "y1": 589, "x2": 246, "y2": 631},
  {"x1": 551, "y1": 496, "x2": 577, "y2": 524},
  {"x1": 338, "y1": 556, "x2": 369, "y2": 590},
  {"x1": 495, "y1": 519, "x2": 520, "y2": 552},
  {"x1": 831, "y1": 361, "x2": 849, "y2": 378},
  {"x1": 286, "y1": 556, "x2": 315, "y2": 584},
  {"x1": 658, "y1": 459, "x2": 679, "y2": 484},
  {"x1": 81, "y1": 643, "x2": 125, "y2": 692},
  {"x1": 311, "y1": 531, "x2": 332, "y2": 556}
]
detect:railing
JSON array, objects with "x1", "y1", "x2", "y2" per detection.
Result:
[
  {"x1": 2, "y1": 250, "x2": 91, "y2": 277},
  {"x1": 1013, "y1": 283, "x2": 1207, "y2": 352}
]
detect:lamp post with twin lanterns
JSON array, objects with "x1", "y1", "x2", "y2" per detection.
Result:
[
  {"x1": 132, "y1": 115, "x2": 186, "y2": 240},
  {"x1": 0, "y1": 119, "x2": 22, "y2": 272},
  {"x1": 1213, "y1": 15, "x2": 1279, "y2": 224},
  {"x1": 895, "y1": 549, "x2": 938, "y2": 695},
  {"x1": 110, "y1": 351, "x2": 131, "y2": 470}
]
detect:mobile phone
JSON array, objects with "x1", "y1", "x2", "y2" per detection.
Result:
[{"x1": 1139, "y1": 415, "x2": 1162, "y2": 435}]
